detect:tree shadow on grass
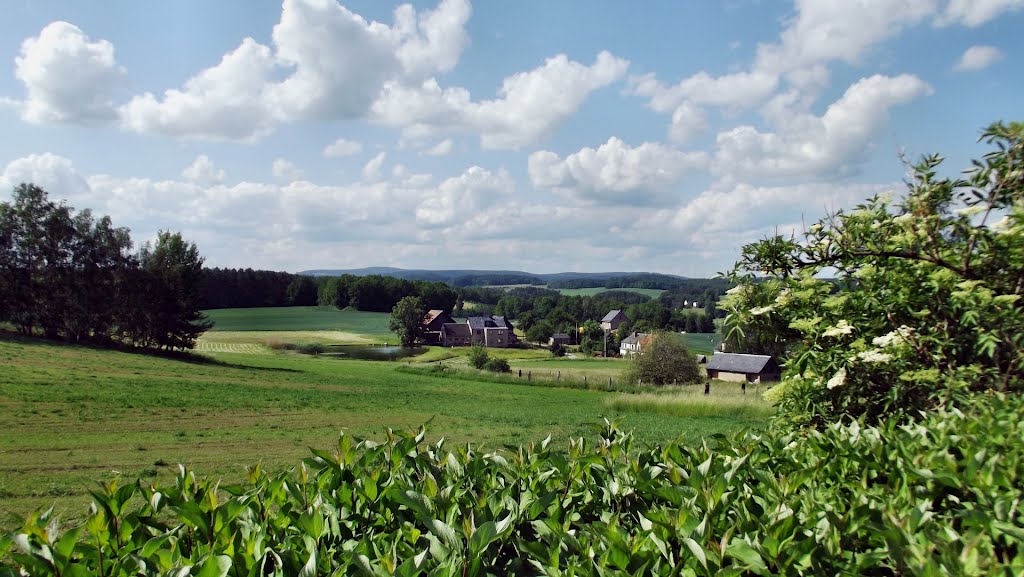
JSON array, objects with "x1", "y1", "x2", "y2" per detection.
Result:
[{"x1": 0, "y1": 329, "x2": 302, "y2": 374}]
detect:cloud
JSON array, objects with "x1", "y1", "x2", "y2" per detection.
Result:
[
  {"x1": 953, "y1": 45, "x2": 1004, "y2": 71},
  {"x1": 936, "y1": 0, "x2": 1024, "y2": 27},
  {"x1": 423, "y1": 138, "x2": 454, "y2": 156},
  {"x1": 0, "y1": 153, "x2": 91, "y2": 200},
  {"x1": 272, "y1": 158, "x2": 304, "y2": 181},
  {"x1": 362, "y1": 152, "x2": 387, "y2": 182},
  {"x1": 371, "y1": 51, "x2": 630, "y2": 149},
  {"x1": 8, "y1": 21, "x2": 126, "y2": 124},
  {"x1": 668, "y1": 101, "x2": 708, "y2": 144},
  {"x1": 415, "y1": 166, "x2": 513, "y2": 227},
  {"x1": 117, "y1": 0, "x2": 472, "y2": 141},
  {"x1": 322, "y1": 138, "x2": 363, "y2": 157},
  {"x1": 529, "y1": 137, "x2": 707, "y2": 205},
  {"x1": 181, "y1": 155, "x2": 226, "y2": 185},
  {"x1": 712, "y1": 74, "x2": 932, "y2": 182},
  {"x1": 119, "y1": 38, "x2": 279, "y2": 141}
]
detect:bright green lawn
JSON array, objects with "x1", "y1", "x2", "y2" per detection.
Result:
[
  {"x1": 0, "y1": 333, "x2": 766, "y2": 530},
  {"x1": 682, "y1": 332, "x2": 722, "y2": 355},
  {"x1": 202, "y1": 306, "x2": 392, "y2": 338}
]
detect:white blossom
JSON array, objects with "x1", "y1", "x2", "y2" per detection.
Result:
[
  {"x1": 893, "y1": 213, "x2": 914, "y2": 225},
  {"x1": 857, "y1": 349, "x2": 893, "y2": 364},
  {"x1": 827, "y1": 368, "x2": 847, "y2": 390},
  {"x1": 873, "y1": 325, "x2": 914, "y2": 348},
  {"x1": 726, "y1": 285, "x2": 745, "y2": 295},
  {"x1": 750, "y1": 305, "x2": 774, "y2": 316},
  {"x1": 823, "y1": 320, "x2": 853, "y2": 338}
]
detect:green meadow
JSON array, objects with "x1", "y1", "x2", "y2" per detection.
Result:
[{"x1": 0, "y1": 307, "x2": 765, "y2": 531}]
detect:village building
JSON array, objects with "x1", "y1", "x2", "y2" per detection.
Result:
[
  {"x1": 421, "y1": 309, "x2": 456, "y2": 345},
  {"x1": 433, "y1": 315, "x2": 518, "y2": 348},
  {"x1": 619, "y1": 331, "x2": 651, "y2": 356},
  {"x1": 548, "y1": 333, "x2": 571, "y2": 347},
  {"x1": 601, "y1": 309, "x2": 628, "y2": 332},
  {"x1": 705, "y1": 353, "x2": 781, "y2": 383}
]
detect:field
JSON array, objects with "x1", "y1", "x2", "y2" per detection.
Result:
[
  {"x1": 555, "y1": 287, "x2": 666, "y2": 299},
  {"x1": 0, "y1": 327, "x2": 767, "y2": 531},
  {"x1": 202, "y1": 306, "x2": 392, "y2": 337}
]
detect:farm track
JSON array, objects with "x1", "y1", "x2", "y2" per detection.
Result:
[{"x1": 194, "y1": 341, "x2": 268, "y2": 354}]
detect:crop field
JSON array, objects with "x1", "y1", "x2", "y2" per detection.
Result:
[
  {"x1": 555, "y1": 287, "x2": 666, "y2": 299},
  {"x1": 0, "y1": 332, "x2": 768, "y2": 531},
  {"x1": 682, "y1": 332, "x2": 722, "y2": 355}
]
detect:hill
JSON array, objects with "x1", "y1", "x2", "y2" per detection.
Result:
[{"x1": 300, "y1": 267, "x2": 686, "y2": 287}]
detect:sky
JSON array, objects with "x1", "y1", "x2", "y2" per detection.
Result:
[{"x1": 0, "y1": 1, "x2": 1021, "y2": 276}]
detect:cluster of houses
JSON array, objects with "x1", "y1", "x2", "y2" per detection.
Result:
[
  {"x1": 421, "y1": 310, "x2": 518, "y2": 348},
  {"x1": 421, "y1": 307, "x2": 781, "y2": 384}
]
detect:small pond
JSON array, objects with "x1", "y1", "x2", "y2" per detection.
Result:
[{"x1": 321, "y1": 344, "x2": 425, "y2": 361}]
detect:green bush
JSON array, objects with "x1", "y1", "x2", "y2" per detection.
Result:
[
  {"x1": 467, "y1": 344, "x2": 488, "y2": 369},
  {"x1": 297, "y1": 342, "x2": 325, "y2": 356},
  {"x1": 724, "y1": 122, "x2": 1024, "y2": 426},
  {"x1": 549, "y1": 342, "x2": 566, "y2": 357},
  {"x1": 4, "y1": 396, "x2": 1022, "y2": 575},
  {"x1": 483, "y1": 357, "x2": 510, "y2": 373}
]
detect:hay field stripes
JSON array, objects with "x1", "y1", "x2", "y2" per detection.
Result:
[{"x1": 194, "y1": 341, "x2": 268, "y2": 354}]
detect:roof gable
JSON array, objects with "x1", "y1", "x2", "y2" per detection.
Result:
[{"x1": 602, "y1": 310, "x2": 624, "y2": 322}]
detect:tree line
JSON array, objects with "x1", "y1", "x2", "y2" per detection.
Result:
[{"x1": 0, "y1": 184, "x2": 210, "y2": 350}]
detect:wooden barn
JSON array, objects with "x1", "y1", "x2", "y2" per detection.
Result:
[{"x1": 705, "y1": 353, "x2": 781, "y2": 383}]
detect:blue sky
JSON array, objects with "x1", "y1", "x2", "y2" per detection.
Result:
[{"x1": 1, "y1": 1, "x2": 1021, "y2": 276}]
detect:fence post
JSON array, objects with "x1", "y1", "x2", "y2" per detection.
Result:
[
  {"x1": 742, "y1": 381, "x2": 747, "y2": 394},
  {"x1": 704, "y1": 380, "x2": 710, "y2": 395},
  {"x1": 557, "y1": 370, "x2": 560, "y2": 381},
  {"x1": 528, "y1": 371, "x2": 531, "y2": 381},
  {"x1": 608, "y1": 376, "x2": 612, "y2": 388}
]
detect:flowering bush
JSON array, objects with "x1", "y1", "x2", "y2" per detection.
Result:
[{"x1": 723, "y1": 122, "x2": 1024, "y2": 426}]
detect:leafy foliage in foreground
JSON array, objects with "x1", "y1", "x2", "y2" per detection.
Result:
[
  {"x1": 722, "y1": 122, "x2": 1024, "y2": 426},
  {"x1": 4, "y1": 395, "x2": 1022, "y2": 576}
]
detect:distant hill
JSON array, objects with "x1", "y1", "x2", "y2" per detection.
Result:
[{"x1": 300, "y1": 267, "x2": 687, "y2": 287}]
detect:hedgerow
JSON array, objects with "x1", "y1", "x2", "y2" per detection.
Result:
[{"x1": 3, "y1": 395, "x2": 1022, "y2": 576}]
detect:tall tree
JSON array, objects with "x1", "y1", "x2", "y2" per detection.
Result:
[
  {"x1": 388, "y1": 296, "x2": 426, "y2": 347},
  {"x1": 624, "y1": 332, "x2": 701, "y2": 385},
  {"x1": 138, "y1": 231, "x2": 213, "y2": 350}
]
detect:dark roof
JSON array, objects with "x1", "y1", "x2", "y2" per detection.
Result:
[
  {"x1": 706, "y1": 353, "x2": 778, "y2": 374},
  {"x1": 620, "y1": 331, "x2": 648, "y2": 346},
  {"x1": 551, "y1": 333, "x2": 570, "y2": 339},
  {"x1": 602, "y1": 310, "x2": 624, "y2": 322},
  {"x1": 694, "y1": 354, "x2": 708, "y2": 364},
  {"x1": 467, "y1": 316, "x2": 488, "y2": 330},
  {"x1": 492, "y1": 316, "x2": 513, "y2": 329},
  {"x1": 422, "y1": 309, "x2": 448, "y2": 325},
  {"x1": 443, "y1": 323, "x2": 471, "y2": 337}
]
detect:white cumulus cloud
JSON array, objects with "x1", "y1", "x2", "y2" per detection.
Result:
[
  {"x1": 372, "y1": 51, "x2": 630, "y2": 149},
  {"x1": 953, "y1": 45, "x2": 1004, "y2": 71},
  {"x1": 181, "y1": 155, "x2": 226, "y2": 185},
  {"x1": 936, "y1": 0, "x2": 1024, "y2": 27},
  {"x1": 529, "y1": 137, "x2": 707, "y2": 205},
  {"x1": 423, "y1": 138, "x2": 454, "y2": 156},
  {"x1": 9, "y1": 21, "x2": 126, "y2": 124},
  {"x1": 416, "y1": 166, "x2": 513, "y2": 228},
  {"x1": 322, "y1": 138, "x2": 364, "y2": 157},
  {"x1": 362, "y1": 152, "x2": 387, "y2": 182},
  {"x1": 272, "y1": 158, "x2": 304, "y2": 181},
  {"x1": 712, "y1": 74, "x2": 932, "y2": 182}
]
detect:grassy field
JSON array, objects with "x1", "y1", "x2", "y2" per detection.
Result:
[
  {"x1": 0, "y1": 332, "x2": 768, "y2": 530},
  {"x1": 555, "y1": 287, "x2": 666, "y2": 299},
  {"x1": 682, "y1": 332, "x2": 722, "y2": 355},
  {"x1": 203, "y1": 306, "x2": 392, "y2": 337}
]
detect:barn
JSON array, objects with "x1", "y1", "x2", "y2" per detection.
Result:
[{"x1": 705, "y1": 353, "x2": 781, "y2": 383}]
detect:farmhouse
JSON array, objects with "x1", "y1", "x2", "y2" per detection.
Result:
[
  {"x1": 438, "y1": 315, "x2": 518, "y2": 348},
  {"x1": 549, "y1": 333, "x2": 571, "y2": 347},
  {"x1": 601, "y1": 309, "x2": 628, "y2": 331},
  {"x1": 619, "y1": 331, "x2": 651, "y2": 357},
  {"x1": 705, "y1": 353, "x2": 781, "y2": 383},
  {"x1": 421, "y1": 309, "x2": 456, "y2": 344}
]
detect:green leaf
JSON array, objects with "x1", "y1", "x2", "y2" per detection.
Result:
[
  {"x1": 681, "y1": 537, "x2": 707, "y2": 569},
  {"x1": 726, "y1": 539, "x2": 768, "y2": 575},
  {"x1": 194, "y1": 555, "x2": 231, "y2": 577}
]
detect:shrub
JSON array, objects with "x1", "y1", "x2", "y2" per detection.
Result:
[
  {"x1": 297, "y1": 343, "x2": 325, "y2": 356},
  {"x1": 549, "y1": 342, "x2": 566, "y2": 357},
  {"x1": 483, "y1": 357, "x2": 510, "y2": 373},
  {"x1": 725, "y1": 122, "x2": 1024, "y2": 426},
  {"x1": 623, "y1": 332, "x2": 701, "y2": 385},
  {"x1": 467, "y1": 344, "x2": 488, "y2": 369},
  {"x1": 5, "y1": 398, "x2": 1022, "y2": 575}
]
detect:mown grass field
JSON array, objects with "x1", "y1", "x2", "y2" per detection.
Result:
[{"x1": 0, "y1": 331, "x2": 767, "y2": 531}]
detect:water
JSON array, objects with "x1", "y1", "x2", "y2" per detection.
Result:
[{"x1": 322, "y1": 344, "x2": 425, "y2": 361}]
